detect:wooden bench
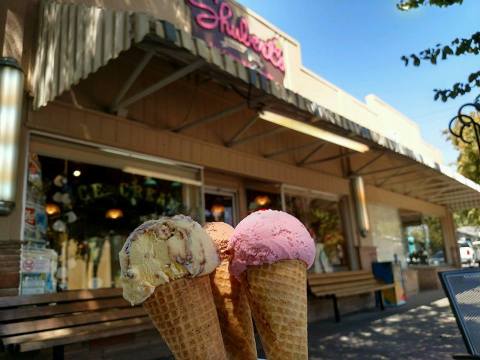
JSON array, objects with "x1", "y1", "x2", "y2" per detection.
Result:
[
  {"x1": 308, "y1": 270, "x2": 395, "y2": 322},
  {"x1": 0, "y1": 288, "x2": 154, "y2": 359}
]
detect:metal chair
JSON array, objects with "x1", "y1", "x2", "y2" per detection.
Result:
[{"x1": 439, "y1": 269, "x2": 480, "y2": 360}]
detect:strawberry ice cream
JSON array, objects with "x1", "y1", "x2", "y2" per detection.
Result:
[{"x1": 228, "y1": 210, "x2": 315, "y2": 279}]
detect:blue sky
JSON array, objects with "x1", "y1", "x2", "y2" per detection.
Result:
[{"x1": 238, "y1": 0, "x2": 480, "y2": 166}]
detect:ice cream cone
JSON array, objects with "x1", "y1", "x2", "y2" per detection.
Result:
[
  {"x1": 243, "y1": 259, "x2": 308, "y2": 360},
  {"x1": 143, "y1": 275, "x2": 227, "y2": 360},
  {"x1": 210, "y1": 260, "x2": 257, "y2": 360}
]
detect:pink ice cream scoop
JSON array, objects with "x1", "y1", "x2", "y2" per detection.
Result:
[
  {"x1": 204, "y1": 222, "x2": 234, "y2": 261},
  {"x1": 228, "y1": 210, "x2": 315, "y2": 278}
]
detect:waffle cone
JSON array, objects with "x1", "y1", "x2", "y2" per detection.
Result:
[
  {"x1": 243, "y1": 260, "x2": 308, "y2": 360},
  {"x1": 210, "y1": 260, "x2": 257, "y2": 360},
  {"x1": 143, "y1": 275, "x2": 227, "y2": 360}
]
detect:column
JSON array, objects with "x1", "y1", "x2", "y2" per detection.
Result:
[{"x1": 441, "y1": 209, "x2": 460, "y2": 267}]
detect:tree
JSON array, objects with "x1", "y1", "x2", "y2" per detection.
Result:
[
  {"x1": 447, "y1": 113, "x2": 480, "y2": 226},
  {"x1": 447, "y1": 114, "x2": 480, "y2": 225},
  {"x1": 398, "y1": 0, "x2": 480, "y2": 102},
  {"x1": 424, "y1": 216, "x2": 445, "y2": 254}
]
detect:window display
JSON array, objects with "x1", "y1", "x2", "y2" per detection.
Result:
[
  {"x1": 205, "y1": 192, "x2": 236, "y2": 226},
  {"x1": 246, "y1": 189, "x2": 282, "y2": 213},
  {"x1": 402, "y1": 215, "x2": 446, "y2": 265},
  {"x1": 25, "y1": 151, "x2": 202, "y2": 291},
  {"x1": 283, "y1": 191, "x2": 347, "y2": 272}
]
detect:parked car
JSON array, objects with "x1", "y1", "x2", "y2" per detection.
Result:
[
  {"x1": 458, "y1": 241, "x2": 476, "y2": 266},
  {"x1": 429, "y1": 250, "x2": 445, "y2": 265}
]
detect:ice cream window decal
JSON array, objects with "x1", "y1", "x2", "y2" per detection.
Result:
[{"x1": 186, "y1": 0, "x2": 286, "y2": 83}]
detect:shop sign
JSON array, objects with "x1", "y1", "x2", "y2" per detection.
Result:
[{"x1": 186, "y1": 0, "x2": 285, "y2": 83}]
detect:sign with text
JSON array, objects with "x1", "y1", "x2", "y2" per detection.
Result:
[{"x1": 186, "y1": 0, "x2": 285, "y2": 83}]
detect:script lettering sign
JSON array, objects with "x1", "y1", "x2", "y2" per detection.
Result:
[{"x1": 186, "y1": 0, "x2": 285, "y2": 83}]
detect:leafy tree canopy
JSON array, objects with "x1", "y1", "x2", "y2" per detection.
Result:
[
  {"x1": 397, "y1": 0, "x2": 463, "y2": 10},
  {"x1": 398, "y1": 0, "x2": 479, "y2": 102}
]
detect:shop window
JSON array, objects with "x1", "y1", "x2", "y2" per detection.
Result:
[
  {"x1": 246, "y1": 189, "x2": 282, "y2": 213},
  {"x1": 23, "y1": 147, "x2": 202, "y2": 294},
  {"x1": 283, "y1": 191, "x2": 347, "y2": 272},
  {"x1": 401, "y1": 212, "x2": 446, "y2": 266}
]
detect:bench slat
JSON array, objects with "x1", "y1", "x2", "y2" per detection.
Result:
[
  {"x1": 0, "y1": 297, "x2": 130, "y2": 322},
  {"x1": 17, "y1": 318, "x2": 154, "y2": 352},
  {"x1": 311, "y1": 278, "x2": 394, "y2": 297},
  {"x1": 308, "y1": 274, "x2": 374, "y2": 286},
  {"x1": 312, "y1": 283, "x2": 394, "y2": 297},
  {"x1": 3, "y1": 317, "x2": 152, "y2": 348},
  {"x1": 308, "y1": 270, "x2": 369, "y2": 280},
  {"x1": 0, "y1": 288, "x2": 123, "y2": 308},
  {"x1": 0, "y1": 307, "x2": 145, "y2": 336},
  {"x1": 335, "y1": 284, "x2": 395, "y2": 298},
  {"x1": 310, "y1": 279, "x2": 379, "y2": 294}
]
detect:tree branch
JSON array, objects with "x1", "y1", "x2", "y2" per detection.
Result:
[
  {"x1": 434, "y1": 70, "x2": 480, "y2": 101},
  {"x1": 397, "y1": 0, "x2": 463, "y2": 10},
  {"x1": 401, "y1": 32, "x2": 480, "y2": 67}
]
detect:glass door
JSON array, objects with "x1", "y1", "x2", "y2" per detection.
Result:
[
  {"x1": 281, "y1": 184, "x2": 348, "y2": 272},
  {"x1": 204, "y1": 187, "x2": 238, "y2": 226}
]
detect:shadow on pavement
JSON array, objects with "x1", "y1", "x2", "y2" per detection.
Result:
[{"x1": 308, "y1": 290, "x2": 465, "y2": 360}]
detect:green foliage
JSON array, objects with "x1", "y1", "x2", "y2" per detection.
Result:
[
  {"x1": 309, "y1": 206, "x2": 344, "y2": 263},
  {"x1": 424, "y1": 216, "x2": 445, "y2": 254},
  {"x1": 408, "y1": 217, "x2": 444, "y2": 254},
  {"x1": 398, "y1": 0, "x2": 479, "y2": 102},
  {"x1": 446, "y1": 113, "x2": 480, "y2": 226},
  {"x1": 397, "y1": 0, "x2": 462, "y2": 10}
]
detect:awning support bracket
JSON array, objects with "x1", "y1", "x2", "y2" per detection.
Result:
[
  {"x1": 375, "y1": 169, "x2": 419, "y2": 187},
  {"x1": 352, "y1": 152, "x2": 385, "y2": 174},
  {"x1": 225, "y1": 115, "x2": 259, "y2": 147},
  {"x1": 360, "y1": 163, "x2": 416, "y2": 177},
  {"x1": 302, "y1": 150, "x2": 356, "y2": 166},
  {"x1": 385, "y1": 174, "x2": 433, "y2": 189},
  {"x1": 228, "y1": 127, "x2": 285, "y2": 147},
  {"x1": 297, "y1": 143, "x2": 326, "y2": 166},
  {"x1": 173, "y1": 101, "x2": 248, "y2": 133},
  {"x1": 115, "y1": 58, "x2": 205, "y2": 110},
  {"x1": 111, "y1": 49, "x2": 155, "y2": 112},
  {"x1": 263, "y1": 141, "x2": 320, "y2": 159},
  {"x1": 406, "y1": 181, "x2": 454, "y2": 196}
]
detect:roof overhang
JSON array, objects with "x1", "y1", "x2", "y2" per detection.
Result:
[{"x1": 31, "y1": 0, "x2": 480, "y2": 212}]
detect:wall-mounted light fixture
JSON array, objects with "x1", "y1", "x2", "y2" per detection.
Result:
[
  {"x1": 260, "y1": 111, "x2": 370, "y2": 153},
  {"x1": 0, "y1": 58, "x2": 24, "y2": 216},
  {"x1": 350, "y1": 175, "x2": 370, "y2": 238}
]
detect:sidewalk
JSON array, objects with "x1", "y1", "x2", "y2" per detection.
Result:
[{"x1": 307, "y1": 290, "x2": 465, "y2": 359}]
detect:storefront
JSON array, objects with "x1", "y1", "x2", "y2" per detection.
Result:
[
  {"x1": 21, "y1": 133, "x2": 204, "y2": 294},
  {"x1": 1, "y1": 0, "x2": 480, "y2": 314}
]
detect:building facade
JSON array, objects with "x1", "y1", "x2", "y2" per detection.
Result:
[{"x1": 1, "y1": 0, "x2": 479, "y2": 306}]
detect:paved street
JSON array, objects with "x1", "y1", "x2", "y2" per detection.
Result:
[{"x1": 307, "y1": 290, "x2": 465, "y2": 359}]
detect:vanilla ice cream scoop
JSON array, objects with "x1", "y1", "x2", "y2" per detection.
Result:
[{"x1": 119, "y1": 215, "x2": 220, "y2": 305}]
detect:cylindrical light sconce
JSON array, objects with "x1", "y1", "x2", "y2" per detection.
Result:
[
  {"x1": 350, "y1": 175, "x2": 370, "y2": 238},
  {"x1": 0, "y1": 57, "x2": 24, "y2": 216}
]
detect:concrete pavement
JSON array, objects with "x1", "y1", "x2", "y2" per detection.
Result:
[{"x1": 307, "y1": 290, "x2": 466, "y2": 359}]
